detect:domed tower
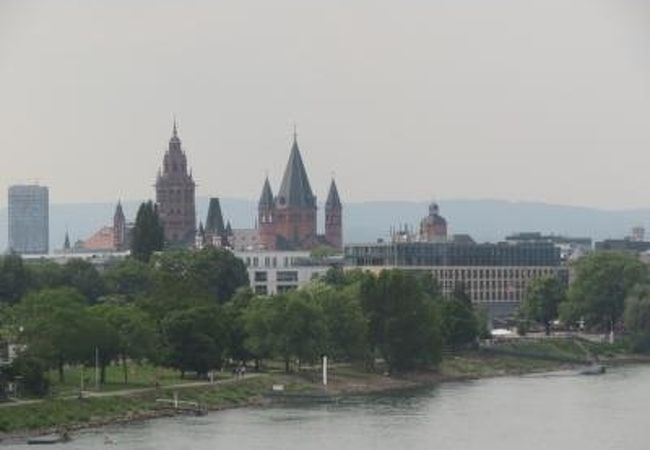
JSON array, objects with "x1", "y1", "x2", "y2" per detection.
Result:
[
  {"x1": 420, "y1": 201, "x2": 447, "y2": 242},
  {"x1": 113, "y1": 200, "x2": 127, "y2": 251},
  {"x1": 155, "y1": 120, "x2": 196, "y2": 245},
  {"x1": 257, "y1": 177, "x2": 276, "y2": 249},
  {"x1": 325, "y1": 178, "x2": 342, "y2": 250}
]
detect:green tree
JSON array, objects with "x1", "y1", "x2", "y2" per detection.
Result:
[
  {"x1": 305, "y1": 282, "x2": 369, "y2": 362},
  {"x1": 441, "y1": 284, "x2": 479, "y2": 350},
  {"x1": 89, "y1": 304, "x2": 156, "y2": 384},
  {"x1": 6, "y1": 355, "x2": 50, "y2": 396},
  {"x1": 224, "y1": 288, "x2": 256, "y2": 366},
  {"x1": 14, "y1": 288, "x2": 90, "y2": 382},
  {"x1": 103, "y1": 258, "x2": 153, "y2": 300},
  {"x1": 0, "y1": 254, "x2": 28, "y2": 305},
  {"x1": 149, "y1": 248, "x2": 248, "y2": 309},
  {"x1": 360, "y1": 270, "x2": 443, "y2": 371},
  {"x1": 61, "y1": 258, "x2": 106, "y2": 303},
  {"x1": 243, "y1": 295, "x2": 277, "y2": 368},
  {"x1": 25, "y1": 260, "x2": 66, "y2": 291},
  {"x1": 161, "y1": 305, "x2": 229, "y2": 377},
  {"x1": 275, "y1": 291, "x2": 327, "y2": 371},
  {"x1": 623, "y1": 284, "x2": 650, "y2": 352},
  {"x1": 563, "y1": 251, "x2": 647, "y2": 336},
  {"x1": 521, "y1": 276, "x2": 565, "y2": 335},
  {"x1": 131, "y1": 201, "x2": 164, "y2": 262}
]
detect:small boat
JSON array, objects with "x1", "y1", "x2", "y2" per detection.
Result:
[
  {"x1": 579, "y1": 364, "x2": 606, "y2": 375},
  {"x1": 27, "y1": 432, "x2": 71, "y2": 445}
]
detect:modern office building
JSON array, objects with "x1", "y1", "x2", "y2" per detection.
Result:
[
  {"x1": 7, "y1": 184, "x2": 49, "y2": 254},
  {"x1": 345, "y1": 238, "x2": 565, "y2": 318}
]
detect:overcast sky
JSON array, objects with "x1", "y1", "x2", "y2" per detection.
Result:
[{"x1": 2, "y1": 0, "x2": 650, "y2": 209}]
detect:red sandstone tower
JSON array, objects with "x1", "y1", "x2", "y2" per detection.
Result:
[
  {"x1": 325, "y1": 179, "x2": 342, "y2": 250},
  {"x1": 155, "y1": 121, "x2": 196, "y2": 245},
  {"x1": 257, "y1": 132, "x2": 341, "y2": 251}
]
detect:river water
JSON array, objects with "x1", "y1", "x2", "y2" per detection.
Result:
[{"x1": 7, "y1": 365, "x2": 650, "y2": 450}]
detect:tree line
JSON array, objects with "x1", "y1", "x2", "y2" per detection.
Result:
[
  {"x1": 0, "y1": 250, "x2": 486, "y2": 396},
  {"x1": 520, "y1": 250, "x2": 650, "y2": 351}
]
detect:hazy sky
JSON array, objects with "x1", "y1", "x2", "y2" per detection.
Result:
[{"x1": 2, "y1": 0, "x2": 650, "y2": 209}]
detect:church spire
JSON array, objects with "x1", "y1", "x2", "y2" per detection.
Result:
[
  {"x1": 63, "y1": 231, "x2": 71, "y2": 251},
  {"x1": 259, "y1": 177, "x2": 274, "y2": 210},
  {"x1": 276, "y1": 134, "x2": 316, "y2": 209},
  {"x1": 326, "y1": 178, "x2": 341, "y2": 209}
]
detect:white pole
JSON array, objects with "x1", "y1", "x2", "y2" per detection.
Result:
[
  {"x1": 322, "y1": 355, "x2": 328, "y2": 386},
  {"x1": 95, "y1": 346, "x2": 100, "y2": 391}
]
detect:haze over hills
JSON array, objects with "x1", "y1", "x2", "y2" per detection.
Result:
[{"x1": 1, "y1": 198, "x2": 649, "y2": 253}]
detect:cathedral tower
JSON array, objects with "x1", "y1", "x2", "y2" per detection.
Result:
[
  {"x1": 272, "y1": 134, "x2": 317, "y2": 249},
  {"x1": 257, "y1": 177, "x2": 276, "y2": 249},
  {"x1": 325, "y1": 179, "x2": 343, "y2": 250},
  {"x1": 113, "y1": 200, "x2": 127, "y2": 251},
  {"x1": 155, "y1": 120, "x2": 196, "y2": 245}
]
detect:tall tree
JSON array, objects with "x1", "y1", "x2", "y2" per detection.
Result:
[
  {"x1": 103, "y1": 258, "x2": 153, "y2": 300},
  {"x1": 14, "y1": 288, "x2": 90, "y2": 382},
  {"x1": 0, "y1": 254, "x2": 28, "y2": 305},
  {"x1": 131, "y1": 201, "x2": 165, "y2": 262},
  {"x1": 305, "y1": 282, "x2": 369, "y2": 362},
  {"x1": 90, "y1": 304, "x2": 156, "y2": 384},
  {"x1": 61, "y1": 258, "x2": 106, "y2": 303},
  {"x1": 562, "y1": 251, "x2": 647, "y2": 336},
  {"x1": 360, "y1": 270, "x2": 443, "y2": 371},
  {"x1": 161, "y1": 305, "x2": 229, "y2": 377},
  {"x1": 441, "y1": 283, "x2": 479, "y2": 350},
  {"x1": 521, "y1": 276, "x2": 565, "y2": 335}
]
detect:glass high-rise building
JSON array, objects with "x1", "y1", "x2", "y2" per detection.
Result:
[{"x1": 8, "y1": 185, "x2": 49, "y2": 254}]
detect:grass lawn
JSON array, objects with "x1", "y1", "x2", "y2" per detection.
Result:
[{"x1": 47, "y1": 363, "x2": 230, "y2": 397}]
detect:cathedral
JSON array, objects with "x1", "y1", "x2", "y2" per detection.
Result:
[
  {"x1": 155, "y1": 121, "x2": 196, "y2": 245},
  {"x1": 257, "y1": 133, "x2": 342, "y2": 251}
]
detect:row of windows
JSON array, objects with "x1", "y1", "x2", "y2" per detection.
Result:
[
  {"x1": 244, "y1": 256, "x2": 299, "y2": 268},
  {"x1": 431, "y1": 267, "x2": 557, "y2": 280},
  {"x1": 254, "y1": 270, "x2": 299, "y2": 283},
  {"x1": 254, "y1": 284, "x2": 299, "y2": 295}
]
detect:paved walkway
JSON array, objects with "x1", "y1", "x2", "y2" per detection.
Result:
[{"x1": 0, "y1": 373, "x2": 264, "y2": 407}]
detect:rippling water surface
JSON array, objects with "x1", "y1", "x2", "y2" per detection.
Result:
[{"x1": 7, "y1": 365, "x2": 650, "y2": 450}]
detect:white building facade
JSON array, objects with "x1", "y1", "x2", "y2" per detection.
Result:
[{"x1": 234, "y1": 250, "x2": 331, "y2": 295}]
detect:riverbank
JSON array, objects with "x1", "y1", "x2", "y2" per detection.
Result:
[{"x1": 0, "y1": 337, "x2": 642, "y2": 443}]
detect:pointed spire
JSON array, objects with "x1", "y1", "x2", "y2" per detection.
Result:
[
  {"x1": 276, "y1": 135, "x2": 315, "y2": 209},
  {"x1": 326, "y1": 178, "x2": 342, "y2": 209},
  {"x1": 114, "y1": 200, "x2": 125, "y2": 221},
  {"x1": 205, "y1": 198, "x2": 226, "y2": 235},
  {"x1": 226, "y1": 220, "x2": 233, "y2": 236},
  {"x1": 258, "y1": 177, "x2": 274, "y2": 209},
  {"x1": 169, "y1": 116, "x2": 181, "y2": 149},
  {"x1": 63, "y1": 231, "x2": 71, "y2": 251}
]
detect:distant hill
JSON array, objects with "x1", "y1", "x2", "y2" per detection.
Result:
[{"x1": 1, "y1": 198, "x2": 648, "y2": 253}]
